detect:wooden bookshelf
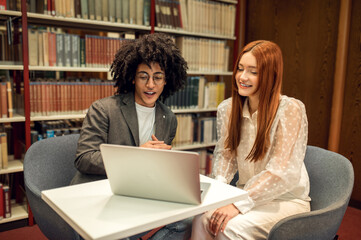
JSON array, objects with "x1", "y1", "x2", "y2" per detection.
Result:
[
  {"x1": 217, "y1": 0, "x2": 238, "y2": 3},
  {"x1": 28, "y1": 66, "x2": 233, "y2": 76},
  {"x1": 0, "y1": 0, "x2": 242, "y2": 228},
  {"x1": 0, "y1": 202, "x2": 28, "y2": 224},
  {"x1": 173, "y1": 142, "x2": 217, "y2": 151},
  {"x1": 27, "y1": 12, "x2": 151, "y2": 32},
  {"x1": 31, "y1": 114, "x2": 86, "y2": 121},
  {"x1": 28, "y1": 66, "x2": 109, "y2": 72},
  {"x1": 172, "y1": 108, "x2": 217, "y2": 114},
  {"x1": 0, "y1": 65, "x2": 24, "y2": 70},
  {"x1": 0, "y1": 10, "x2": 22, "y2": 18},
  {"x1": 0, "y1": 159, "x2": 23, "y2": 174},
  {"x1": 187, "y1": 71, "x2": 233, "y2": 76},
  {"x1": 0, "y1": 114, "x2": 25, "y2": 123},
  {"x1": 154, "y1": 27, "x2": 236, "y2": 40}
]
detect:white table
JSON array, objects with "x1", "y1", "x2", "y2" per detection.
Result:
[{"x1": 42, "y1": 175, "x2": 248, "y2": 240}]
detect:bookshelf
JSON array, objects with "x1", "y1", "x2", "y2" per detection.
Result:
[
  {"x1": 0, "y1": 65, "x2": 23, "y2": 70},
  {"x1": 0, "y1": 0, "x2": 242, "y2": 227}
]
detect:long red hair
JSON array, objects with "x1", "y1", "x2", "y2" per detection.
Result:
[{"x1": 225, "y1": 40, "x2": 283, "y2": 162}]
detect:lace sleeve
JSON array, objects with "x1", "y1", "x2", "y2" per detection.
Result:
[
  {"x1": 211, "y1": 99, "x2": 238, "y2": 183},
  {"x1": 243, "y1": 99, "x2": 308, "y2": 207}
]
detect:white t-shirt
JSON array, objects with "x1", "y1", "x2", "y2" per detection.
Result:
[{"x1": 135, "y1": 103, "x2": 156, "y2": 145}]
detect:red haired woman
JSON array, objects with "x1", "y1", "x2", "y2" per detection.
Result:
[{"x1": 192, "y1": 40, "x2": 310, "y2": 239}]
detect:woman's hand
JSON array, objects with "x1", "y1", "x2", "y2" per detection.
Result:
[
  {"x1": 140, "y1": 135, "x2": 172, "y2": 150},
  {"x1": 209, "y1": 204, "x2": 240, "y2": 236}
]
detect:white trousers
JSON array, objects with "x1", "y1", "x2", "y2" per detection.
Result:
[{"x1": 191, "y1": 198, "x2": 310, "y2": 240}]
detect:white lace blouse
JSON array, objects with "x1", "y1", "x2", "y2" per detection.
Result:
[{"x1": 212, "y1": 95, "x2": 310, "y2": 214}]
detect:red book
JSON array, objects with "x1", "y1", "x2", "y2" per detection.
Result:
[
  {"x1": 0, "y1": 0, "x2": 7, "y2": 10},
  {"x1": 48, "y1": 32, "x2": 57, "y2": 66},
  {"x1": 47, "y1": 0, "x2": 51, "y2": 15},
  {"x1": 51, "y1": 0, "x2": 55, "y2": 16}
]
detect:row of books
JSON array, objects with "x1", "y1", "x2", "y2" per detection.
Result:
[
  {"x1": 198, "y1": 149, "x2": 213, "y2": 176},
  {"x1": 172, "y1": 114, "x2": 217, "y2": 147},
  {"x1": 176, "y1": 36, "x2": 230, "y2": 72},
  {"x1": 165, "y1": 77, "x2": 225, "y2": 110},
  {"x1": 27, "y1": 0, "x2": 152, "y2": 26},
  {"x1": 31, "y1": 119, "x2": 83, "y2": 143},
  {"x1": 157, "y1": 0, "x2": 236, "y2": 37},
  {"x1": 1, "y1": 0, "x2": 236, "y2": 37},
  {"x1": 29, "y1": 78, "x2": 115, "y2": 116},
  {"x1": 28, "y1": 28, "x2": 133, "y2": 68},
  {"x1": 0, "y1": 0, "x2": 20, "y2": 11},
  {"x1": 0, "y1": 24, "x2": 22, "y2": 65},
  {"x1": 0, "y1": 183, "x2": 11, "y2": 220}
]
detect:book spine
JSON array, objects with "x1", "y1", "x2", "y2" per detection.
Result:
[
  {"x1": 64, "y1": 34, "x2": 72, "y2": 67},
  {"x1": 115, "y1": 0, "x2": 122, "y2": 23},
  {"x1": 56, "y1": 33, "x2": 65, "y2": 67},
  {"x1": 102, "y1": 0, "x2": 109, "y2": 21},
  {"x1": 143, "y1": 0, "x2": 150, "y2": 26},
  {"x1": 0, "y1": 132, "x2": 8, "y2": 169},
  {"x1": 88, "y1": 0, "x2": 95, "y2": 20},
  {"x1": 0, "y1": 0, "x2": 7, "y2": 10},
  {"x1": 122, "y1": 0, "x2": 129, "y2": 23},
  {"x1": 6, "y1": 81, "x2": 13, "y2": 118},
  {"x1": 3, "y1": 185, "x2": 11, "y2": 218},
  {"x1": 81, "y1": 0, "x2": 88, "y2": 19},
  {"x1": 0, "y1": 184, "x2": 3, "y2": 219},
  {"x1": 80, "y1": 37, "x2": 85, "y2": 67},
  {"x1": 74, "y1": 0, "x2": 81, "y2": 18},
  {"x1": 0, "y1": 82, "x2": 8, "y2": 118}
]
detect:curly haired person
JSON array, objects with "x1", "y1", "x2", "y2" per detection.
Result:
[{"x1": 70, "y1": 33, "x2": 189, "y2": 240}]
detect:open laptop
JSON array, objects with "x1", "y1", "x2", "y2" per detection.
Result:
[{"x1": 100, "y1": 144, "x2": 210, "y2": 205}]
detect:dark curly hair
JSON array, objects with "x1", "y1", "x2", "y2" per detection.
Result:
[{"x1": 110, "y1": 33, "x2": 188, "y2": 100}]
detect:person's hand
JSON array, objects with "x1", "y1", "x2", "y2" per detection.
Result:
[
  {"x1": 140, "y1": 135, "x2": 172, "y2": 150},
  {"x1": 209, "y1": 204, "x2": 240, "y2": 236}
]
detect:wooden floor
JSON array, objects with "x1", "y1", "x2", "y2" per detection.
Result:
[{"x1": 1, "y1": 206, "x2": 361, "y2": 239}]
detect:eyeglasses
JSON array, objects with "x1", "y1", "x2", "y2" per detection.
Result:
[{"x1": 135, "y1": 72, "x2": 165, "y2": 85}]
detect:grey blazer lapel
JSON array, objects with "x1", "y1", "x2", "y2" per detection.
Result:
[
  {"x1": 154, "y1": 103, "x2": 167, "y2": 141},
  {"x1": 120, "y1": 93, "x2": 140, "y2": 146}
]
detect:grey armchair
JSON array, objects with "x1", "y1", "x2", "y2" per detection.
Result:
[
  {"x1": 267, "y1": 146, "x2": 354, "y2": 240},
  {"x1": 24, "y1": 134, "x2": 80, "y2": 240}
]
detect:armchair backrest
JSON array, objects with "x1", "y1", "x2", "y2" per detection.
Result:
[
  {"x1": 305, "y1": 146, "x2": 354, "y2": 211},
  {"x1": 267, "y1": 146, "x2": 354, "y2": 240},
  {"x1": 24, "y1": 134, "x2": 80, "y2": 240}
]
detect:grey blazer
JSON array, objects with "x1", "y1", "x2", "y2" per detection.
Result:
[{"x1": 70, "y1": 92, "x2": 177, "y2": 185}]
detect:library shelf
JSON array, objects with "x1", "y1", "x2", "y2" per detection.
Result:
[
  {"x1": 217, "y1": 0, "x2": 238, "y2": 4},
  {"x1": 0, "y1": 202, "x2": 28, "y2": 224},
  {"x1": 154, "y1": 27, "x2": 236, "y2": 40},
  {"x1": 173, "y1": 142, "x2": 216, "y2": 151},
  {"x1": 28, "y1": 66, "x2": 110, "y2": 72},
  {"x1": 0, "y1": 159, "x2": 23, "y2": 175},
  {"x1": 28, "y1": 66, "x2": 233, "y2": 76},
  {"x1": 172, "y1": 108, "x2": 217, "y2": 114},
  {"x1": 26, "y1": 13, "x2": 151, "y2": 32},
  {"x1": 29, "y1": 109, "x2": 218, "y2": 122},
  {"x1": 0, "y1": 10, "x2": 22, "y2": 18},
  {"x1": 0, "y1": 0, "x2": 242, "y2": 228},
  {"x1": 0, "y1": 114, "x2": 26, "y2": 123},
  {"x1": 0, "y1": 65, "x2": 24, "y2": 70},
  {"x1": 31, "y1": 114, "x2": 86, "y2": 121},
  {"x1": 187, "y1": 71, "x2": 233, "y2": 76}
]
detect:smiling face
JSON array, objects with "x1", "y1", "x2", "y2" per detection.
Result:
[
  {"x1": 134, "y1": 62, "x2": 166, "y2": 108},
  {"x1": 235, "y1": 52, "x2": 260, "y2": 103}
]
